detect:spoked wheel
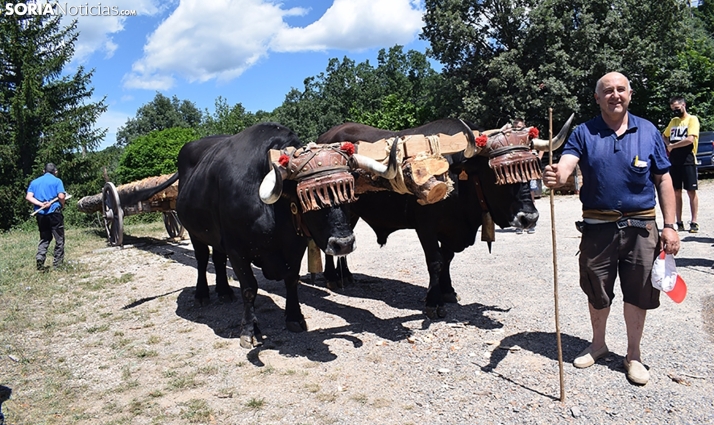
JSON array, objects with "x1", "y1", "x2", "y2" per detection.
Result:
[
  {"x1": 102, "y1": 182, "x2": 124, "y2": 246},
  {"x1": 163, "y1": 210, "x2": 185, "y2": 239}
]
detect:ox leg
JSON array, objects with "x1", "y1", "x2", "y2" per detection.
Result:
[
  {"x1": 323, "y1": 255, "x2": 353, "y2": 290},
  {"x1": 439, "y1": 249, "x2": 460, "y2": 304},
  {"x1": 192, "y1": 238, "x2": 211, "y2": 305},
  {"x1": 284, "y1": 275, "x2": 308, "y2": 333},
  {"x1": 212, "y1": 250, "x2": 235, "y2": 301},
  {"x1": 229, "y1": 257, "x2": 262, "y2": 349},
  {"x1": 415, "y1": 232, "x2": 448, "y2": 320}
]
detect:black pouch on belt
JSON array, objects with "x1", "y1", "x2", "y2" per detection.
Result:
[{"x1": 575, "y1": 221, "x2": 586, "y2": 233}]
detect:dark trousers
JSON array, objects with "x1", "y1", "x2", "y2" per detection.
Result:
[{"x1": 36, "y1": 212, "x2": 64, "y2": 268}]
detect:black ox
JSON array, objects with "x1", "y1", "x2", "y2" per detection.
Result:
[
  {"x1": 176, "y1": 123, "x2": 396, "y2": 348},
  {"x1": 317, "y1": 116, "x2": 573, "y2": 318}
]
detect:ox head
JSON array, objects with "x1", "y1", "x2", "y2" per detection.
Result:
[
  {"x1": 258, "y1": 142, "x2": 398, "y2": 256},
  {"x1": 463, "y1": 113, "x2": 575, "y2": 183},
  {"x1": 459, "y1": 114, "x2": 575, "y2": 231}
]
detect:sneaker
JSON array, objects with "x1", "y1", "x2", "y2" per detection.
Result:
[
  {"x1": 527, "y1": 227, "x2": 536, "y2": 234},
  {"x1": 624, "y1": 357, "x2": 650, "y2": 385},
  {"x1": 689, "y1": 222, "x2": 699, "y2": 233},
  {"x1": 573, "y1": 344, "x2": 609, "y2": 368},
  {"x1": 676, "y1": 222, "x2": 685, "y2": 232},
  {"x1": 515, "y1": 228, "x2": 523, "y2": 235}
]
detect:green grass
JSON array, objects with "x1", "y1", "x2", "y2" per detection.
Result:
[
  {"x1": 180, "y1": 399, "x2": 213, "y2": 423},
  {"x1": 0, "y1": 220, "x2": 170, "y2": 425},
  {"x1": 245, "y1": 397, "x2": 266, "y2": 409}
]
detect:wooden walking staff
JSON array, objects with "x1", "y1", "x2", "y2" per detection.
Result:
[
  {"x1": 548, "y1": 107, "x2": 565, "y2": 401},
  {"x1": 30, "y1": 194, "x2": 72, "y2": 217}
]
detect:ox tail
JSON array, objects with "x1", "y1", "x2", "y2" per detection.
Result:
[{"x1": 118, "y1": 172, "x2": 179, "y2": 207}]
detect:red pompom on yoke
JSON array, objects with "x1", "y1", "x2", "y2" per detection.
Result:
[
  {"x1": 278, "y1": 154, "x2": 290, "y2": 167},
  {"x1": 340, "y1": 142, "x2": 355, "y2": 156},
  {"x1": 475, "y1": 135, "x2": 488, "y2": 147},
  {"x1": 528, "y1": 127, "x2": 539, "y2": 139}
]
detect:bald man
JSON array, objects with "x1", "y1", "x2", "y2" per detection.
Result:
[{"x1": 543, "y1": 72, "x2": 679, "y2": 385}]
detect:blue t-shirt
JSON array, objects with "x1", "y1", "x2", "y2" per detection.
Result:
[
  {"x1": 27, "y1": 173, "x2": 65, "y2": 214},
  {"x1": 562, "y1": 113, "x2": 670, "y2": 213}
]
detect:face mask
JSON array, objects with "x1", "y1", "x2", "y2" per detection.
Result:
[{"x1": 672, "y1": 108, "x2": 683, "y2": 118}]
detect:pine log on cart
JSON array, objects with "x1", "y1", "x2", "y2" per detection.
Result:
[
  {"x1": 76, "y1": 173, "x2": 182, "y2": 246},
  {"x1": 77, "y1": 174, "x2": 178, "y2": 214}
]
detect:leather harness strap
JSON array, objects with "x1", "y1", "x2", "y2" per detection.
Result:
[{"x1": 469, "y1": 173, "x2": 490, "y2": 215}]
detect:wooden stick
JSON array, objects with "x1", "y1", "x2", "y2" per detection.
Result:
[
  {"x1": 30, "y1": 194, "x2": 72, "y2": 216},
  {"x1": 549, "y1": 108, "x2": 565, "y2": 401}
]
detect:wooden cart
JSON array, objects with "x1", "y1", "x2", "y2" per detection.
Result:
[{"x1": 77, "y1": 174, "x2": 184, "y2": 246}]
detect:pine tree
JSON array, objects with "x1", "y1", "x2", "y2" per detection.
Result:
[{"x1": 0, "y1": 13, "x2": 107, "y2": 229}]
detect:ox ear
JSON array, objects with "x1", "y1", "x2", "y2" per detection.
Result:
[
  {"x1": 532, "y1": 113, "x2": 575, "y2": 151},
  {"x1": 259, "y1": 163, "x2": 286, "y2": 204}
]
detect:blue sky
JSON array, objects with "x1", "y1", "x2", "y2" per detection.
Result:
[{"x1": 54, "y1": 0, "x2": 431, "y2": 148}]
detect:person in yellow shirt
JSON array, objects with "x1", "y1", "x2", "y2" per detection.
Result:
[{"x1": 663, "y1": 96, "x2": 700, "y2": 233}]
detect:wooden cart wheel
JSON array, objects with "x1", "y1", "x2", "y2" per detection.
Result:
[
  {"x1": 163, "y1": 210, "x2": 185, "y2": 239},
  {"x1": 102, "y1": 182, "x2": 124, "y2": 246}
]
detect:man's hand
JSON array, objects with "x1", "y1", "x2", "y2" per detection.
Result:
[
  {"x1": 660, "y1": 227, "x2": 680, "y2": 255},
  {"x1": 543, "y1": 164, "x2": 559, "y2": 188}
]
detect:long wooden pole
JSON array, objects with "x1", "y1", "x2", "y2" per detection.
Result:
[
  {"x1": 30, "y1": 194, "x2": 71, "y2": 217},
  {"x1": 549, "y1": 108, "x2": 565, "y2": 401}
]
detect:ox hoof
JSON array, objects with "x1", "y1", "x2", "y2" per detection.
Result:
[
  {"x1": 424, "y1": 306, "x2": 437, "y2": 320},
  {"x1": 424, "y1": 305, "x2": 448, "y2": 319},
  {"x1": 216, "y1": 288, "x2": 236, "y2": 302},
  {"x1": 286, "y1": 319, "x2": 308, "y2": 333},
  {"x1": 326, "y1": 280, "x2": 343, "y2": 291},
  {"x1": 194, "y1": 296, "x2": 210, "y2": 306},
  {"x1": 443, "y1": 292, "x2": 461, "y2": 303},
  {"x1": 240, "y1": 334, "x2": 262, "y2": 349}
]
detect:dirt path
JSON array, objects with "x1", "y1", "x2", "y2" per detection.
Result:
[{"x1": 3, "y1": 180, "x2": 714, "y2": 424}]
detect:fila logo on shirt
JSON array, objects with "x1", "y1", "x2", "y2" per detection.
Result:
[{"x1": 669, "y1": 126, "x2": 688, "y2": 142}]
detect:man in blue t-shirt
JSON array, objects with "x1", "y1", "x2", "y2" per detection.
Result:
[
  {"x1": 26, "y1": 163, "x2": 66, "y2": 270},
  {"x1": 542, "y1": 72, "x2": 680, "y2": 386}
]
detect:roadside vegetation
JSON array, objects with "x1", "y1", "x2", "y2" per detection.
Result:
[
  {"x1": 4, "y1": 1, "x2": 714, "y2": 232},
  {"x1": 0, "y1": 220, "x2": 172, "y2": 424}
]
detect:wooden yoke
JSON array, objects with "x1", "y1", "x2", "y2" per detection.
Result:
[
  {"x1": 357, "y1": 132, "x2": 471, "y2": 204},
  {"x1": 268, "y1": 132, "x2": 473, "y2": 205},
  {"x1": 354, "y1": 133, "x2": 472, "y2": 160}
]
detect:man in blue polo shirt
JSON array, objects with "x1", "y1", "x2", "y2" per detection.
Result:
[
  {"x1": 26, "y1": 163, "x2": 66, "y2": 270},
  {"x1": 543, "y1": 72, "x2": 680, "y2": 385}
]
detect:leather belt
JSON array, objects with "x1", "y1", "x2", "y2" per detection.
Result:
[
  {"x1": 615, "y1": 218, "x2": 653, "y2": 230},
  {"x1": 576, "y1": 218, "x2": 654, "y2": 233}
]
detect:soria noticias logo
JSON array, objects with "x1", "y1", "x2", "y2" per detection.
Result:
[{"x1": 4, "y1": 1, "x2": 138, "y2": 17}]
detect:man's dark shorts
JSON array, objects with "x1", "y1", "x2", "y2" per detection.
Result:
[
  {"x1": 670, "y1": 164, "x2": 698, "y2": 191},
  {"x1": 578, "y1": 222, "x2": 660, "y2": 310}
]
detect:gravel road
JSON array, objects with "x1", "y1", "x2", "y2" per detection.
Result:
[{"x1": 7, "y1": 178, "x2": 713, "y2": 425}]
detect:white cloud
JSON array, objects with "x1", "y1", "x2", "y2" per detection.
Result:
[
  {"x1": 63, "y1": 0, "x2": 166, "y2": 63},
  {"x1": 271, "y1": 0, "x2": 424, "y2": 52},
  {"x1": 123, "y1": 0, "x2": 302, "y2": 90},
  {"x1": 123, "y1": 0, "x2": 424, "y2": 90}
]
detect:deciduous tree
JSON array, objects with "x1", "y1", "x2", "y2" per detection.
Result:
[
  {"x1": 421, "y1": 0, "x2": 696, "y2": 130},
  {"x1": 115, "y1": 93, "x2": 202, "y2": 147},
  {"x1": 115, "y1": 127, "x2": 198, "y2": 184}
]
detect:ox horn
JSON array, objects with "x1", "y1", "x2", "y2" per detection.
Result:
[
  {"x1": 532, "y1": 113, "x2": 575, "y2": 151},
  {"x1": 459, "y1": 119, "x2": 477, "y2": 158},
  {"x1": 351, "y1": 136, "x2": 400, "y2": 179},
  {"x1": 259, "y1": 163, "x2": 288, "y2": 204}
]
